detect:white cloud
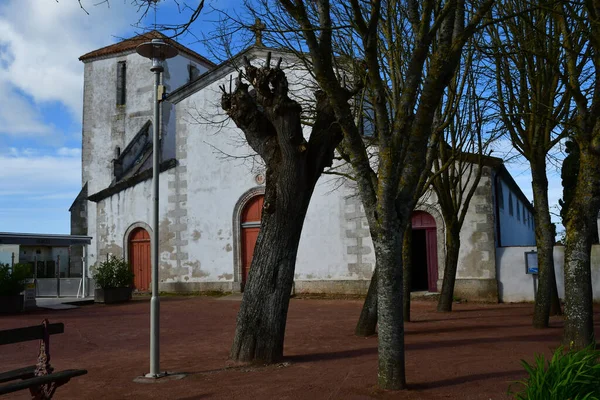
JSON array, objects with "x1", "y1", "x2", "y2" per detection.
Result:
[
  {"x1": 0, "y1": 81, "x2": 54, "y2": 136},
  {"x1": 57, "y1": 147, "x2": 81, "y2": 157},
  {"x1": 0, "y1": 0, "x2": 139, "y2": 134},
  {"x1": 0, "y1": 148, "x2": 81, "y2": 196}
]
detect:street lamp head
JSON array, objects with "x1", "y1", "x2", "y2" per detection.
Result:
[{"x1": 136, "y1": 38, "x2": 179, "y2": 71}]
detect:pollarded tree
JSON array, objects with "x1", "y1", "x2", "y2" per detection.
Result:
[
  {"x1": 487, "y1": 0, "x2": 568, "y2": 328},
  {"x1": 221, "y1": 56, "x2": 361, "y2": 362}
]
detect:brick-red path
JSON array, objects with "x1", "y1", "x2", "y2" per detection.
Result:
[{"x1": 1, "y1": 297, "x2": 598, "y2": 400}]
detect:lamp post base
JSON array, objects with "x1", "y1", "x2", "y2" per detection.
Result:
[
  {"x1": 134, "y1": 372, "x2": 186, "y2": 383},
  {"x1": 144, "y1": 372, "x2": 168, "y2": 379}
]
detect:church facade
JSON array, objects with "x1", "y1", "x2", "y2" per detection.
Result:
[{"x1": 71, "y1": 32, "x2": 536, "y2": 302}]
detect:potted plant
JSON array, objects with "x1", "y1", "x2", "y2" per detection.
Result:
[
  {"x1": 92, "y1": 256, "x2": 134, "y2": 304},
  {"x1": 0, "y1": 263, "x2": 30, "y2": 313}
]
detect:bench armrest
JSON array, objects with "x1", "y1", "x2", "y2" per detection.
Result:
[
  {"x1": 0, "y1": 369, "x2": 87, "y2": 395},
  {"x1": 0, "y1": 366, "x2": 36, "y2": 383}
]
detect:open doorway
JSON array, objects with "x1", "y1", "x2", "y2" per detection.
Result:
[
  {"x1": 410, "y1": 211, "x2": 439, "y2": 292},
  {"x1": 411, "y1": 230, "x2": 429, "y2": 291}
]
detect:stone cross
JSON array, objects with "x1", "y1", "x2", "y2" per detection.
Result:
[{"x1": 250, "y1": 18, "x2": 266, "y2": 47}]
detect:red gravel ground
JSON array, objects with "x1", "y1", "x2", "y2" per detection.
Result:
[{"x1": 1, "y1": 297, "x2": 599, "y2": 400}]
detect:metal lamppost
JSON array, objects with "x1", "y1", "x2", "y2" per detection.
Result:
[{"x1": 136, "y1": 38, "x2": 178, "y2": 378}]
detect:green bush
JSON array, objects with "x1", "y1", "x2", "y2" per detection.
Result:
[
  {"x1": 510, "y1": 344, "x2": 600, "y2": 400},
  {"x1": 0, "y1": 263, "x2": 31, "y2": 296},
  {"x1": 92, "y1": 256, "x2": 134, "y2": 289}
]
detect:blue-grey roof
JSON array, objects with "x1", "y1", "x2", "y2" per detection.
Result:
[{"x1": 0, "y1": 232, "x2": 92, "y2": 246}]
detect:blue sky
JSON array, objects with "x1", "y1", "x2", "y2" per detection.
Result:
[
  {"x1": 0, "y1": 0, "x2": 565, "y2": 235},
  {"x1": 0, "y1": 0, "x2": 226, "y2": 234}
]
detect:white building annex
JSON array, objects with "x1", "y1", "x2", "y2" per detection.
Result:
[{"x1": 71, "y1": 31, "x2": 544, "y2": 302}]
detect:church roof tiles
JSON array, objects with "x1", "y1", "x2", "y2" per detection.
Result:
[{"x1": 78, "y1": 30, "x2": 215, "y2": 68}]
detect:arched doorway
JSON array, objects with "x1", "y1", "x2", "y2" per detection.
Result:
[
  {"x1": 411, "y1": 211, "x2": 439, "y2": 292},
  {"x1": 128, "y1": 227, "x2": 151, "y2": 292},
  {"x1": 241, "y1": 195, "x2": 264, "y2": 290}
]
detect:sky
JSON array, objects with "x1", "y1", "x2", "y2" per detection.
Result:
[
  {"x1": 0, "y1": 0, "x2": 225, "y2": 234},
  {"x1": 0, "y1": 0, "x2": 565, "y2": 236}
]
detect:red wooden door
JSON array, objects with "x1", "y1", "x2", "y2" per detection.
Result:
[
  {"x1": 241, "y1": 195, "x2": 264, "y2": 289},
  {"x1": 129, "y1": 228, "x2": 151, "y2": 291},
  {"x1": 425, "y1": 228, "x2": 438, "y2": 292}
]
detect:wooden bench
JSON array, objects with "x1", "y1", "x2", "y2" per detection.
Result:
[{"x1": 0, "y1": 320, "x2": 87, "y2": 399}]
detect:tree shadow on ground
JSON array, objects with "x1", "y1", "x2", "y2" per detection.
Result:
[
  {"x1": 406, "y1": 322, "x2": 537, "y2": 336},
  {"x1": 407, "y1": 316, "x2": 494, "y2": 323},
  {"x1": 447, "y1": 305, "x2": 532, "y2": 313},
  {"x1": 409, "y1": 369, "x2": 523, "y2": 390},
  {"x1": 285, "y1": 347, "x2": 378, "y2": 363},
  {"x1": 280, "y1": 332, "x2": 560, "y2": 364},
  {"x1": 407, "y1": 332, "x2": 559, "y2": 351},
  {"x1": 175, "y1": 394, "x2": 213, "y2": 400}
]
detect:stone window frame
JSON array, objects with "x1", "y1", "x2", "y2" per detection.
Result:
[{"x1": 231, "y1": 186, "x2": 265, "y2": 289}]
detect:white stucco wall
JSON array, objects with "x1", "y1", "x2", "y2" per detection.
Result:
[
  {"x1": 497, "y1": 245, "x2": 600, "y2": 302},
  {"x1": 172, "y1": 56, "x2": 354, "y2": 284},
  {"x1": 162, "y1": 54, "x2": 210, "y2": 160},
  {"x1": 81, "y1": 49, "x2": 213, "y2": 272},
  {"x1": 86, "y1": 175, "x2": 169, "y2": 268},
  {"x1": 80, "y1": 44, "x2": 534, "y2": 299},
  {"x1": 81, "y1": 51, "x2": 203, "y2": 194}
]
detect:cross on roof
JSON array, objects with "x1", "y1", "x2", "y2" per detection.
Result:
[{"x1": 250, "y1": 18, "x2": 266, "y2": 47}]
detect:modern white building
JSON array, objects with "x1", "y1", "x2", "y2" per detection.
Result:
[
  {"x1": 0, "y1": 232, "x2": 92, "y2": 297},
  {"x1": 71, "y1": 32, "x2": 545, "y2": 302}
]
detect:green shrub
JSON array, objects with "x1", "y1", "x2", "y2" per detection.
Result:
[
  {"x1": 510, "y1": 344, "x2": 600, "y2": 400},
  {"x1": 92, "y1": 256, "x2": 134, "y2": 289},
  {"x1": 0, "y1": 263, "x2": 31, "y2": 296}
]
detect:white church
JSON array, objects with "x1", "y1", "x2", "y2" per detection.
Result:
[{"x1": 70, "y1": 31, "x2": 542, "y2": 303}]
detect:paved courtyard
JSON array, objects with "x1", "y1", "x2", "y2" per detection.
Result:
[{"x1": 1, "y1": 296, "x2": 599, "y2": 399}]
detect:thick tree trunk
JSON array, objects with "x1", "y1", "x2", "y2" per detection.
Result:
[
  {"x1": 563, "y1": 150, "x2": 599, "y2": 348},
  {"x1": 230, "y1": 170, "x2": 313, "y2": 362},
  {"x1": 530, "y1": 161, "x2": 562, "y2": 328},
  {"x1": 549, "y1": 264, "x2": 562, "y2": 316},
  {"x1": 355, "y1": 220, "x2": 413, "y2": 335},
  {"x1": 403, "y1": 222, "x2": 412, "y2": 322},
  {"x1": 374, "y1": 219, "x2": 406, "y2": 390},
  {"x1": 355, "y1": 264, "x2": 378, "y2": 337},
  {"x1": 437, "y1": 222, "x2": 460, "y2": 312}
]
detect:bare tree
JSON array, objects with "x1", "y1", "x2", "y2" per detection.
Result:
[
  {"x1": 486, "y1": 0, "x2": 567, "y2": 328},
  {"x1": 354, "y1": 38, "x2": 494, "y2": 328},
  {"x1": 433, "y1": 48, "x2": 497, "y2": 312}
]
